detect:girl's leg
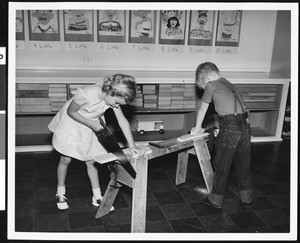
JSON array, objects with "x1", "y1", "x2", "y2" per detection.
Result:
[
  {"x1": 85, "y1": 160, "x2": 102, "y2": 205},
  {"x1": 56, "y1": 155, "x2": 71, "y2": 210},
  {"x1": 57, "y1": 155, "x2": 72, "y2": 187},
  {"x1": 85, "y1": 160, "x2": 114, "y2": 211}
]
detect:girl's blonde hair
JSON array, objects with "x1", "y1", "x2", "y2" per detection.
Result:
[{"x1": 102, "y1": 74, "x2": 137, "y2": 104}]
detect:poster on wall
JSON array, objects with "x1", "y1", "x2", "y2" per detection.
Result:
[
  {"x1": 215, "y1": 10, "x2": 242, "y2": 47},
  {"x1": 63, "y1": 10, "x2": 94, "y2": 42},
  {"x1": 188, "y1": 10, "x2": 215, "y2": 46},
  {"x1": 129, "y1": 10, "x2": 156, "y2": 44},
  {"x1": 28, "y1": 10, "x2": 60, "y2": 41},
  {"x1": 16, "y1": 10, "x2": 25, "y2": 41},
  {"x1": 159, "y1": 10, "x2": 186, "y2": 45},
  {"x1": 97, "y1": 10, "x2": 126, "y2": 43}
]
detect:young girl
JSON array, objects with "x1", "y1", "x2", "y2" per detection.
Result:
[{"x1": 48, "y1": 74, "x2": 144, "y2": 210}]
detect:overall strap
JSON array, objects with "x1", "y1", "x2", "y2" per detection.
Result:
[{"x1": 220, "y1": 79, "x2": 246, "y2": 113}]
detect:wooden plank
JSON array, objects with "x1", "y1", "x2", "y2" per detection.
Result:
[
  {"x1": 131, "y1": 156, "x2": 148, "y2": 233},
  {"x1": 175, "y1": 150, "x2": 189, "y2": 185},
  {"x1": 95, "y1": 178, "x2": 121, "y2": 218},
  {"x1": 193, "y1": 139, "x2": 214, "y2": 193}
]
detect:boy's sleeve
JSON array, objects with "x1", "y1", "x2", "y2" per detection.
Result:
[
  {"x1": 73, "y1": 87, "x2": 89, "y2": 106},
  {"x1": 201, "y1": 82, "x2": 213, "y2": 103}
]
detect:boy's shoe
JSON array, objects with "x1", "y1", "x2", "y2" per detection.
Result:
[
  {"x1": 202, "y1": 197, "x2": 222, "y2": 209},
  {"x1": 92, "y1": 196, "x2": 115, "y2": 212},
  {"x1": 56, "y1": 194, "x2": 69, "y2": 210}
]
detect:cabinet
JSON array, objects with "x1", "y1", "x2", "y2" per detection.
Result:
[{"x1": 14, "y1": 70, "x2": 290, "y2": 151}]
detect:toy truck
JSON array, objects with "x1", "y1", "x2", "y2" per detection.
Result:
[{"x1": 135, "y1": 118, "x2": 164, "y2": 135}]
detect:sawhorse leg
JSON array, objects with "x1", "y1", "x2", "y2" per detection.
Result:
[
  {"x1": 193, "y1": 138, "x2": 214, "y2": 193},
  {"x1": 131, "y1": 156, "x2": 148, "y2": 233}
]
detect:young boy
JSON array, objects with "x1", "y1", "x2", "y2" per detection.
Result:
[{"x1": 192, "y1": 62, "x2": 253, "y2": 208}]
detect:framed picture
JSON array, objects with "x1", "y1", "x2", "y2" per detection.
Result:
[
  {"x1": 159, "y1": 10, "x2": 186, "y2": 45},
  {"x1": 63, "y1": 10, "x2": 94, "y2": 42},
  {"x1": 28, "y1": 10, "x2": 60, "y2": 41},
  {"x1": 97, "y1": 10, "x2": 126, "y2": 43},
  {"x1": 188, "y1": 10, "x2": 215, "y2": 46},
  {"x1": 129, "y1": 10, "x2": 156, "y2": 44},
  {"x1": 215, "y1": 10, "x2": 242, "y2": 47},
  {"x1": 16, "y1": 10, "x2": 25, "y2": 40}
]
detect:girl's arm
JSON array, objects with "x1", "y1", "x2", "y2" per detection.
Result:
[
  {"x1": 113, "y1": 106, "x2": 144, "y2": 156},
  {"x1": 67, "y1": 100, "x2": 102, "y2": 132}
]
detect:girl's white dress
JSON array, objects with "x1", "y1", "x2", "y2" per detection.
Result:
[{"x1": 48, "y1": 85, "x2": 110, "y2": 161}]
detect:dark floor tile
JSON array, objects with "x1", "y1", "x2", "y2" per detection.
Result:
[
  {"x1": 100, "y1": 208, "x2": 131, "y2": 226},
  {"x1": 15, "y1": 177, "x2": 34, "y2": 191},
  {"x1": 255, "y1": 183, "x2": 285, "y2": 195},
  {"x1": 168, "y1": 217, "x2": 207, "y2": 233},
  {"x1": 15, "y1": 217, "x2": 34, "y2": 232},
  {"x1": 147, "y1": 179, "x2": 176, "y2": 193},
  {"x1": 255, "y1": 208, "x2": 290, "y2": 228},
  {"x1": 34, "y1": 176, "x2": 57, "y2": 189},
  {"x1": 67, "y1": 197, "x2": 98, "y2": 213},
  {"x1": 147, "y1": 169, "x2": 168, "y2": 180},
  {"x1": 199, "y1": 214, "x2": 240, "y2": 233},
  {"x1": 176, "y1": 186, "x2": 205, "y2": 203},
  {"x1": 34, "y1": 213, "x2": 69, "y2": 232},
  {"x1": 67, "y1": 186, "x2": 94, "y2": 199},
  {"x1": 189, "y1": 201, "x2": 223, "y2": 216},
  {"x1": 152, "y1": 191, "x2": 185, "y2": 205},
  {"x1": 221, "y1": 198, "x2": 251, "y2": 214},
  {"x1": 163, "y1": 167, "x2": 194, "y2": 181},
  {"x1": 34, "y1": 187, "x2": 56, "y2": 202},
  {"x1": 68, "y1": 211, "x2": 102, "y2": 230},
  {"x1": 271, "y1": 224, "x2": 290, "y2": 233},
  {"x1": 104, "y1": 224, "x2": 131, "y2": 232},
  {"x1": 34, "y1": 200, "x2": 67, "y2": 216},
  {"x1": 146, "y1": 220, "x2": 174, "y2": 232},
  {"x1": 146, "y1": 205, "x2": 166, "y2": 221},
  {"x1": 250, "y1": 196, "x2": 278, "y2": 211},
  {"x1": 252, "y1": 173, "x2": 274, "y2": 185},
  {"x1": 15, "y1": 192, "x2": 34, "y2": 218},
  {"x1": 228, "y1": 211, "x2": 268, "y2": 230},
  {"x1": 160, "y1": 203, "x2": 196, "y2": 220}
]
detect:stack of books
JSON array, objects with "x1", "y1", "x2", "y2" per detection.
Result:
[
  {"x1": 16, "y1": 83, "x2": 51, "y2": 113},
  {"x1": 183, "y1": 84, "x2": 196, "y2": 109},
  {"x1": 171, "y1": 84, "x2": 185, "y2": 109},
  {"x1": 142, "y1": 84, "x2": 157, "y2": 109},
  {"x1": 49, "y1": 84, "x2": 68, "y2": 112},
  {"x1": 131, "y1": 84, "x2": 143, "y2": 107},
  {"x1": 158, "y1": 84, "x2": 172, "y2": 109}
]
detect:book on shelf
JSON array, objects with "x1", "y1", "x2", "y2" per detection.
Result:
[
  {"x1": 48, "y1": 92, "x2": 67, "y2": 97},
  {"x1": 49, "y1": 87, "x2": 67, "y2": 93},
  {"x1": 20, "y1": 104, "x2": 51, "y2": 112},
  {"x1": 142, "y1": 89, "x2": 156, "y2": 95},
  {"x1": 49, "y1": 97, "x2": 67, "y2": 102},
  {"x1": 19, "y1": 98, "x2": 50, "y2": 105},
  {"x1": 17, "y1": 90, "x2": 49, "y2": 98},
  {"x1": 17, "y1": 83, "x2": 49, "y2": 90}
]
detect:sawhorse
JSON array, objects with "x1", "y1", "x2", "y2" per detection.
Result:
[{"x1": 93, "y1": 135, "x2": 214, "y2": 233}]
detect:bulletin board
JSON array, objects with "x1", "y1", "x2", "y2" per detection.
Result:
[{"x1": 14, "y1": 9, "x2": 278, "y2": 73}]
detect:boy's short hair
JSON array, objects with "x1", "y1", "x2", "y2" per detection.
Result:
[
  {"x1": 195, "y1": 62, "x2": 220, "y2": 84},
  {"x1": 102, "y1": 74, "x2": 137, "y2": 104}
]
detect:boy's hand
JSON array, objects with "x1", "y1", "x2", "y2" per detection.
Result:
[{"x1": 191, "y1": 127, "x2": 205, "y2": 134}]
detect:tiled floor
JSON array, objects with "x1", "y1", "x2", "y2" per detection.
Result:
[{"x1": 12, "y1": 139, "x2": 290, "y2": 234}]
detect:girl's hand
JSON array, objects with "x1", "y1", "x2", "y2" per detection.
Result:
[
  {"x1": 129, "y1": 146, "x2": 145, "y2": 157},
  {"x1": 91, "y1": 120, "x2": 103, "y2": 132}
]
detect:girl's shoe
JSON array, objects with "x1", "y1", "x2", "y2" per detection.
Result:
[
  {"x1": 56, "y1": 194, "x2": 69, "y2": 210},
  {"x1": 92, "y1": 196, "x2": 115, "y2": 212}
]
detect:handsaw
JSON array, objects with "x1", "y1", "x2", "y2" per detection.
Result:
[{"x1": 94, "y1": 117, "x2": 137, "y2": 179}]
